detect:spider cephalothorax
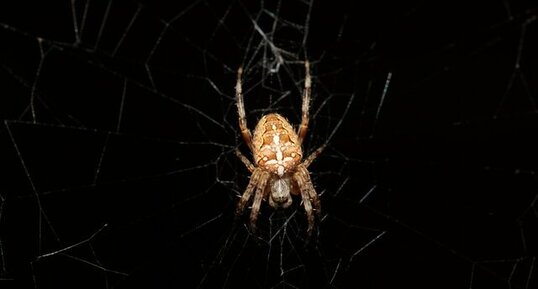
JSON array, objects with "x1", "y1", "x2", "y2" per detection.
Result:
[{"x1": 234, "y1": 61, "x2": 324, "y2": 234}]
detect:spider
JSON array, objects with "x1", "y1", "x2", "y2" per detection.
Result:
[{"x1": 234, "y1": 61, "x2": 324, "y2": 234}]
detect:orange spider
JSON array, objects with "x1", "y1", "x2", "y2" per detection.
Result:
[{"x1": 234, "y1": 61, "x2": 324, "y2": 234}]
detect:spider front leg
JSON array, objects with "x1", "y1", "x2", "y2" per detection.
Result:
[
  {"x1": 297, "y1": 60, "x2": 311, "y2": 143},
  {"x1": 235, "y1": 66, "x2": 253, "y2": 150}
]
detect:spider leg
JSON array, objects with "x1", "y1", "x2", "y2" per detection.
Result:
[
  {"x1": 297, "y1": 60, "x2": 311, "y2": 143},
  {"x1": 235, "y1": 149, "x2": 255, "y2": 172},
  {"x1": 302, "y1": 144, "x2": 326, "y2": 168},
  {"x1": 249, "y1": 171, "x2": 270, "y2": 232},
  {"x1": 297, "y1": 165, "x2": 321, "y2": 213},
  {"x1": 293, "y1": 165, "x2": 320, "y2": 234},
  {"x1": 236, "y1": 66, "x2": 253, "y2": 150},
  {"x1": 236, "y1": 169, "x2": 261, "y2": 216}
]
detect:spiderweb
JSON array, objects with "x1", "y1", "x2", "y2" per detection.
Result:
[{"x1": 1, "y1": 0, "x2": 537, "y2": 288}]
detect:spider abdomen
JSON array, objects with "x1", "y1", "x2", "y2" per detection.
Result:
[{"x1": 252, "y1": 113, "x2": 303, "y2": 176}]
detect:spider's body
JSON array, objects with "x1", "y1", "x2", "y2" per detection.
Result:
[
  {"x1": 252, "y1": 113, "x2": 302, "y2": 177},
  {"x1": 235, "y1": 61, "x2": 323, "y2": 234},
  {"x1": 252, "y1": 113, "x2": 302, "y2": 209}
]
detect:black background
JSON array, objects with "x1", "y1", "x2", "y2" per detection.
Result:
[{"x1": 1, "y1": 0, "x2": 538, "y2": 288}]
